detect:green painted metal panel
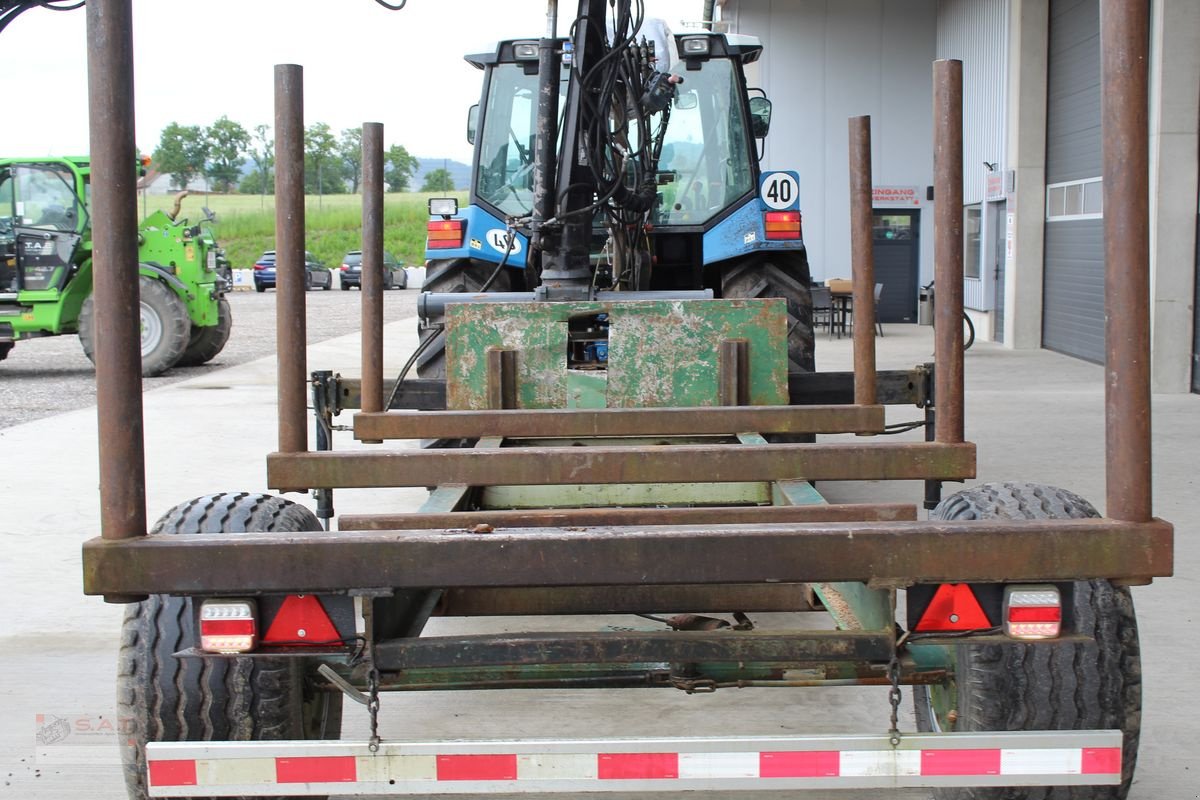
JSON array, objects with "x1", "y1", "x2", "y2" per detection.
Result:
[
  {"x1": 481, "y1": 481, "x2": 772, "y2": 510},
  {"x1": 445, "y1": 299, "x2": 788, "y2": 410}
]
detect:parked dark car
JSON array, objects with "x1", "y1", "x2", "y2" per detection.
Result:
[
  {"x1": 253, "y1": 250, "x2": 333, "y2": 292},
  {"x1": 339, "y1": 250, "x2": 407, "y2": 290}
]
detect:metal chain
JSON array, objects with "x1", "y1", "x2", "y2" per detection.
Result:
[
  {"x1": 886, "y1": 589, "x2": 902, "y2": 747},
  {"x1": 367, "y1": 665, "x2": 382, "y2": 753}
]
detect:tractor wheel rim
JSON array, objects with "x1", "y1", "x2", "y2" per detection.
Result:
[{"x1": 140, "y1": 302, "x2": 163, "y2": 356}]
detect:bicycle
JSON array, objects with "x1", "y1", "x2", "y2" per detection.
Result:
[{"x1": 923, "y1": 281, "x2": 975, "y2": 351}]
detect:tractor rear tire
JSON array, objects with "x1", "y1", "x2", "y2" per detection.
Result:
[
  {"x1": 913, "y1": 482, "x2": 1141, "y2": 800},
  {"x1": 176, "y1": 297, "x2": 232, "y2": 367},
  {"x1": 416, "y1": 258, "x2": 513, "y2": 379},
  {"x1": 79, "y1": 275, "x2": 191, "y2": 377},
  {"x1": 720, "y1": 251, "x2": 815, "y2": 373},
  {"x1": 117, "y1": 493, "x2": 343, "y2": 800}
]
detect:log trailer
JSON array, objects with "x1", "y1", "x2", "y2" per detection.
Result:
[{"x1": 76, "y1": 1, "x2": 1172, "y2": 798}]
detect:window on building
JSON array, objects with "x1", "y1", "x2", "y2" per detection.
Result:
[
  {"x1": 964, "y1": 204, "x2": 982, "y2": 279},
  {"x1": 1046, "y1": 177, "x2": 1103, "y2": 221}
]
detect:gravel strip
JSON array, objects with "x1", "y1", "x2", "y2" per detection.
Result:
[{"x1": 0, "y1": 289, "x2": 418, "y2": 429}]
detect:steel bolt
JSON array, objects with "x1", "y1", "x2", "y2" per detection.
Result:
[
  {"x1": 949, "y1": 613, "x2": 959, "y2": 623},
  {"x1": 297, "y1": 629, "x2": 307, "y2": 638}
]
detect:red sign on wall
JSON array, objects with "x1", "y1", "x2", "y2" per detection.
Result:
[{"x1": 872, "y1": 185, "x2": 921, "y2": 207}]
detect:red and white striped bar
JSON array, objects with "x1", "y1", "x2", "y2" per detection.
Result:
[{"x1": 145, "y1": 731, "x2": 1122, "y2": 797}]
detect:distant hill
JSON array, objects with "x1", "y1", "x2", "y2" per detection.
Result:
[{"x1": 414, "y1": 158, "x2": 472, "y2": 192}]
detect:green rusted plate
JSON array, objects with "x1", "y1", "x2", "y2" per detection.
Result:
[{"x1": 445, "y1": 299, "x2": 788, "y2": 409}]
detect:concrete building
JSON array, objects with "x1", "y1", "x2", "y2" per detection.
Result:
[{"x1": 717, "y1": 0, "x2": 1199, "y2": 392}]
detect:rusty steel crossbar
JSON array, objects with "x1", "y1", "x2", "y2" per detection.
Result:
[
  {"x1": 353, "y1": 405, "x2": 886, "y2": 441},
  {"x1": 340, "y1": 503, "x2": 918, "y2": 531},
  {"x1": 372, "y1": 630, "x2": 894, "y2": 670},
  {"x1": 81, "y1": 517, "x2": 1172, "y2": 597},
  {"x1": 267, "y1": 442, "x2": 976, "y2": 490},
  {"x1": 434, "y1": 585, "x2": 818, "y2": 616}
]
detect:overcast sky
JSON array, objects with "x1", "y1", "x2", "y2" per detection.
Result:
[{"x1": 0, "y1": 0, "x2": 705, "y2": 164}]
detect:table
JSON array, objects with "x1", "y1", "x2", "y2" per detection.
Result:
[{"x1": 830, "y1": 290, "x2": 853, "y2": 338}]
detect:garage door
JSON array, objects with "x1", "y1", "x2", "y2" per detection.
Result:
[{"x1": 1042, "y1": 0, "x2": 1104, "y2": 363}]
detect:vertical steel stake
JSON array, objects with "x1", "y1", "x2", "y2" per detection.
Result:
[
  {"x1": 932, "y1": 59, "x2": 965, "y2": 444},
  {"x1": 486, "y1": 349, "x2": 519, "y2": 410},
  {"x1": 849, "y1": 115, "x2": 878, "y2": 407},
  {"x1": 87, "y1": 0, "x2": 147, "y2": 568},
  {"x1": 361, "y1": 122, "x2": 385, "y2": 415},
  {"x1": 719, "y1": 339, "x2": 751, "y2": 407},
  {"x1": 275, "y1": 65, "x2": 308, "y2": 453},
  {"x1": 1100, "y1": 0, "x2": 1152, "y2": 522}
]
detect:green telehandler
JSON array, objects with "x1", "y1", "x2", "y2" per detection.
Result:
[{"x1": 0, "y1": 157, "x2": 231, "y2": 376}]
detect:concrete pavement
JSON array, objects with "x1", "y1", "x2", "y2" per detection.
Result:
[{"x1": 0, "y1": 305, "x2": 1195, "y2": 799}]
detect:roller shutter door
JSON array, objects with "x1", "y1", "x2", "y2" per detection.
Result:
[{"x1": 1042, "y1": 0, "x2": 1104, "y2": 363}]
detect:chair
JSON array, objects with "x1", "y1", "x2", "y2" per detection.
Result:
[
  {"x1": 873, "y1": 283, "x2": 884, "y2": 337},
  {"x1": 811, "y1": 286, "x2": 832, "y2": 334}
]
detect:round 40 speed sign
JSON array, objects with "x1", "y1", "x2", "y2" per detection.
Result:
[{"x1": 758, "y1": 171, "x2": 801, "y2": 211}]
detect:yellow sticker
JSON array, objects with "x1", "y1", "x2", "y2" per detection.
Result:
[{"x1": 185, "y1": 245, "x2": 195, "y2": 261}]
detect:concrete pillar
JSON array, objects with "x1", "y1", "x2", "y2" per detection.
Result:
[
  {"x1": 1148, "y1": 0, "x2": 1199, "y2": 393},
  {"x1": 1003, "y1": 0, "x2": 1049, "y2": 349}
]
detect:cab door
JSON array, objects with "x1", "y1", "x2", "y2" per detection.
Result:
[{"x1": 11, "y1": 164, "x2": 87, "y2": 293}]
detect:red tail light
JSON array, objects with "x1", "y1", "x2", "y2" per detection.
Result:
[
  {"x1": 199, "y1": 599, "x2": 258, "y2": 653},
  {"x1": 427, "y1": 219, "x2": 464, "y2": 250},
  {"x1": 253, "y1": 264, "x2": 266, "y2": 271},
  {"x1": 1004, "y1": 585, "x2": 1062, "y2": 639},
  {"x1": 914, "y1": 584, "x2": 991, "y2": 632},
  {"x1": 764, "y1": 211, "x2": 802, "y2": 240}
]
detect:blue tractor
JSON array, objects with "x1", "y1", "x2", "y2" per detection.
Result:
[{"x1": 418, "y1": 23, "x2": 814, "y2": 379}]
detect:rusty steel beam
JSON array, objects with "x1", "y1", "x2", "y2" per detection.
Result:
[
  {"x1": 353, "y1": 405, "x2": 886, "y2": 441},
  {"x1": 267, "y1": 441, "x2": 975, "y2": 490},
  {"x1": 1100, "y1": 0, "x2": 1153, "y2": 523},
  {"x1": 87, "y1": 0, "x2": 146, "y2": 554},
  {"x1": 435, "y1": 584, "x2": 819, "y2": 616},
  {"x1": 360, "y1": 122, "x2": 385, "y2": 414},
  {"x1": 274, "y1": 65, "x2": 308, "y2": 453},
  {"x1": 340, "y1": 503, "x2": 918, "y2": 531},
  {"x1": 80, "y1": 517, "x2": 1173, "y2": 596},
  {"x1": 848, "y1": 115, "x2": 878, "y2": 406},
  {"x1": 373, "y1": 630, "x2": 893, "y2": 671},
  {"x1": 933, "y1": 59, "x2": 965, "y2": 444}
]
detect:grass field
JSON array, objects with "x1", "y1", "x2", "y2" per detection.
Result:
[{"x1": 144, "y1": 191, "x2": 467, "y2": 270}]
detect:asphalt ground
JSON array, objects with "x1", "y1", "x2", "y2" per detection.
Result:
[
  {"x1": 0, "y1": 315, "x2": 1196, "y2": 800},
  {"x1": 0, "y1": 286, "x2": 418, "y2": 429}
]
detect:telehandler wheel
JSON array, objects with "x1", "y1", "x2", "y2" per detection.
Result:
[
  {"x1": 117, "y1": 493, "x2": 343, "y2": 800},
  {"x1": 416, "y1": 257, "x2": 514, "y2": 379},
  {"x1": 720, "y1": 250, "x2": 815, "y2": 373},
  {"x1": 79, "y1": 275, "x2": 191, "y2": 377},
  {"x1": 913, "y1": 482, "x2": 1141, "y2": 800},
  {"x1": 176, "y1": 297, "x2": 232, "y2": 367}
]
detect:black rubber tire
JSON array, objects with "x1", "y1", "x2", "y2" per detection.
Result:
[
  {"x1": 963, "y1": 312, "x2": 976, "y2": 351},
  {"x1": 0, "y1": 342, "x2": 12, "y2": 362},
  {"x1": 341, "y1": 281, "x2": 351, "y2": 290},
  {"x1": 117, "y1": 493, "x2": 342, "y2": 800},
  {"x1": 256, "y1": 282, "x2": 266, "y2": 293},
  {"x1": 913, "y1": 482, "x2": 1141, "y2": 800},
  {"x1": 720, "y1": 250, "x2": 815, "y2": 373},
  {"x1": 304, "y1": 271, "x2": 313, "y2": 291},
  {"x1": 176, "y1": 297, "x2": 232, "y2": 367},
  {"x1": 416, "y1": 258, "x2": 513, "y2": 379},
  {"x1": 79, "y1": 275, "x2": 191, "y2": 377}
]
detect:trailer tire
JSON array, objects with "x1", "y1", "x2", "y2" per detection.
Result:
[
  {"x1": 913, "y1": 482, "x2": 1141, "y2": 800},
  {"x1": 176, "y1": 297, "x2": 232, "y2": 367},
  {"x1": 79, "y1": 276, "x2": 191, "y2": 377},
  {"x1": 416, "y1": 257, "x2": 513, "y2": 379},
  {"x1": 117, "y1": 493, "x2": 343, "y2": 800},
  {"x1": 720, "y1": 251, "x2": 815, "y2": 373}
]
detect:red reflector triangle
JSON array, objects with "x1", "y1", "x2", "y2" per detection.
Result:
[
  {"x1": 263, "y1": 595, "x2": 340, "y2": 645},
  {"x1": 914, "y1": 584, "x2": 991, "y2": 631}
]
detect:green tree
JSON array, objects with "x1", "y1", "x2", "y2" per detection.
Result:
[
  {"x1": 204, "y1": 116, "x2": 250, "y2": 193},
  {"x1": 420, "y1": 167, "x2": 455, "y2": 192},
  {"x1": 304, "y1": 122, "x2": 345, "y2": 195},
  {"x1": 339, "y1": 127, "x2": 363, "y2": 193},
  {"x1": 153, "y1": 122, "x2": 208, "y2": 190},
  {"x1": 385, "y1": 144, "x2": 419, "y2": 192},
  {"x1": 238, "y1": 170, "x2": 274, "y2": 195},
  {"x1": 247, "y1": 123, "x2": 274, "y2": 199}
]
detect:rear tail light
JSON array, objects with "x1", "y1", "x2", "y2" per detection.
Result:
[
  {"x1": 253, "y1": 264, "x2": 266, "y2": 271},
  {"x1": 1004, "y1": 585, "x2": 1062, "y2": 640},
  {"x1": 340, "y1": 264, "x2": 349, "y2": 271},
  {"x1": 764, "y1": 211, "x2": 802, "y2": 240},
  {"x1": 427, "y1": 219, "x2": 464, "y2": 250},
  {"x1": 913, "y1": 583, "x2": 991, "y2": 632},
  {"x1": 199, "y1": 599, "x2": 257, "y2": 653}
]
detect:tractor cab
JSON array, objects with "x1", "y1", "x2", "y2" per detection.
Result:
[
  {"x1": 0, "y1": 160, "x2": 88, "y2": 295},
  {"x1": 465, "y1": 32, "x2": 768, "y2": 229}
]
